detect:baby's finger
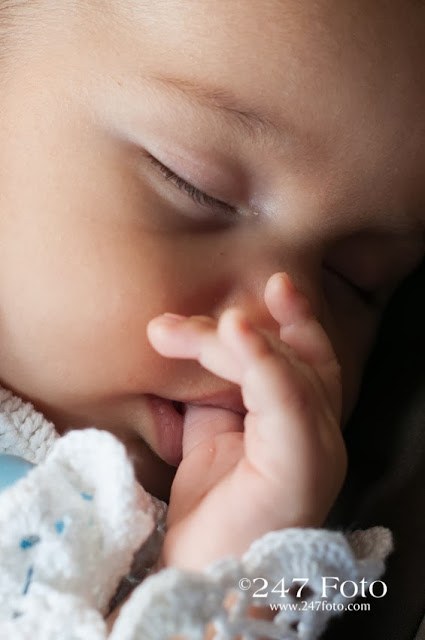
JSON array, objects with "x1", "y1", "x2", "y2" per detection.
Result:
[
  {"x1": 218, "y1": 312, "x2": 342, "y2": 479},
  {"x1": 242, "y1": 354, "x2": 345, "y2": 522},
  {"x1": 147, "y1": 314, "x2": 244, "y2": 384},
  {"x1": 265, "y1": 273, "x2": 333, "y2": 365},
  {"x1": 264, "y1": 273, "x2": 341, "y2": 419}
]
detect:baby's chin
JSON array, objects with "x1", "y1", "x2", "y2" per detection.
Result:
[{"x1": 42, "y1": 401, "x2": 177, "y2": 502}]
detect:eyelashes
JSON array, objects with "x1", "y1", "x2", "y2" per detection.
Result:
[
  {"x1": 323, "y1": 264, "x2": 380, "y2": 308},
  {"x1": 147, "y1": 154, "x2": 236, "y2": 217},
  {"x1": 148, "y1": 153, "x2": 381, "y2": 310}
]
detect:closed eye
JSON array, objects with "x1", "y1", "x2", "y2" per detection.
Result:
[
  {"x1": 324, "y1": 264, "x2": 380, "y2": 308},
  {"x1": 147, "y1": 154, "x2": 237, "y2": 217}
]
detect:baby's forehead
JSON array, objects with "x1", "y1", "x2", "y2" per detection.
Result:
[
  {"x1": 125, "y1": 7, "x2": 425, "y2": 153},
  {"x1": 7, "y1": 1, "x2": 425, "y2": 223}
]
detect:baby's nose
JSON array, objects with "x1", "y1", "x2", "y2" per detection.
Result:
[
  {"x1": 214, "y1": 269, "x2": 321, "y2": 343},
  {"x1": 215, "y1": 283, "x2": 281, "y2": 339}
]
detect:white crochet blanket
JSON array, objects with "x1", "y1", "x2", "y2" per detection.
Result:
[{"x1": 0, "y1": 386, "x2": 393, "y2": 639}]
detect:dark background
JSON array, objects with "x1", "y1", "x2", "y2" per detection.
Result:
[{"x1": 324, "y1": 259, "x2": 425, "y2": 639}]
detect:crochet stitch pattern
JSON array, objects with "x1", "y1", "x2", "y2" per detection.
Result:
[{"x1": 0, "y1": 387, "x2": 392, "y2": 639}]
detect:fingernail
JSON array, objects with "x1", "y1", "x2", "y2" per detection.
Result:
[{"x1": 159, "y1": 313, "x2": 185, "y2": 323}]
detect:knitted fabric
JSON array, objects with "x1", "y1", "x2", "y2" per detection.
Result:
[{"x1": 0, "y1": 386, "x2": 392, "y2": 639}]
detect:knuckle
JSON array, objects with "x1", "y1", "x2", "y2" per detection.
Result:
[
  {"x1": 190, "y1": 315, "x2": 217, "y2": 331},
  {"x1": 191, "y1": 314, "x2": 215, "y2": 323}
]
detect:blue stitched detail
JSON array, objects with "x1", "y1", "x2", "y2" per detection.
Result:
[
  {"x1": 80, "y1": 492, "x2": 93, "y2": 501},
  {"x1": 54, "y1": 520, "x2": 65, "y2": 534},
  {"x1": 22, "y1": 566, "x2": 34, "y2": 595},
  {"x1": 20, "y1": 535, "x2": 40, "y2": 550}
]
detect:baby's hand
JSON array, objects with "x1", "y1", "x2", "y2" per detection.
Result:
[{"x1": 147, "y1": 273, "x2": 346, "y2": 570}]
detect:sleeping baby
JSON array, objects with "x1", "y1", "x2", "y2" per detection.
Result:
[{"x1": 0, "y1": 0, "x2": 424, "y2": 637}]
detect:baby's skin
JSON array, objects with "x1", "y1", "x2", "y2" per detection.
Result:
[
  {"x1": 148, "y1": 272, "x2": 345, "y2": 570},
  {"x1": 106, "y1": 271, "x2": 344, "y2": 633},
  {"x1": 1, "y1": 5, "x2": 425, "y2": 634}
]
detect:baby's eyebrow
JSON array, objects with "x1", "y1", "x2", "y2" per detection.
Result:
[{"x1": 148, "y1": 74, "x2": 287, "y2": 143}]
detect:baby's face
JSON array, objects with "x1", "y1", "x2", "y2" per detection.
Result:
[{"x1": 0, "y1": 0, "x2": 424, "y2": 499}]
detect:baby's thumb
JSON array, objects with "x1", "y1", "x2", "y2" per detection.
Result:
[
  {"x1": 167, "y1": 405, "x2": 244, "y2": 525},
  {"x1": 182, "y1": 405, "x2": 243, "y2": 457}
]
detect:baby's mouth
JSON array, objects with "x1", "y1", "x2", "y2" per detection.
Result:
[
  {"x1": 146, "y1": 394, "x2": 245, "y2": 467},
  {"x1": 172, "y1": 401, "x2": 186, "y2": 416},
  {"x1": 145, "y1": 395, "x2": 186, "y2": 466}
]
